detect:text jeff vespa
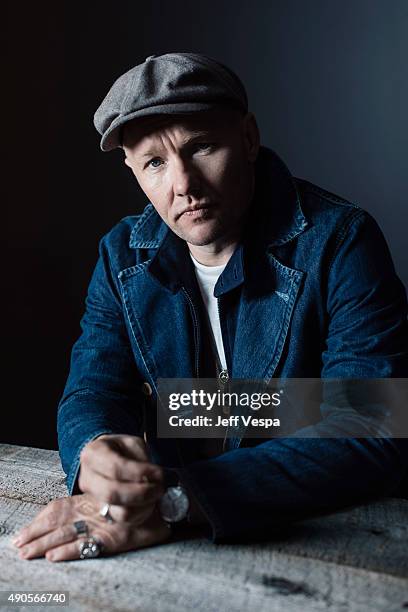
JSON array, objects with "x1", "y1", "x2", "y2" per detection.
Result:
[{"x1": 166, "y1": 389, "x2": 282, "y2": 430}]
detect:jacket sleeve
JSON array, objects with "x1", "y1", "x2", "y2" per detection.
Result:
[
  {"x1": 57, "y1": 234, "x2": 145, "y2": 495},
  {"x1": 177, "y1": 211, "x2": 408, "y2": 541}
]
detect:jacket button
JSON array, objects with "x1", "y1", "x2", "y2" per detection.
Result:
[
  {"x1": 219, "y1": 369, "x2": 229, "y2": 384},
  {"x1": 142, "y1": 382, "x2": 153, "y2": 396}
]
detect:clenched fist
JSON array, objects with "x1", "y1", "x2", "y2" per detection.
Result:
[{"x1": 78, "y1": 434, "x2": 165, "y2": 524}]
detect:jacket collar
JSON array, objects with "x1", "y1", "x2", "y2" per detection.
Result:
[
  {"x1": 129, "y1": 202, "x2": 167, "y2": 249},
  {"x1": 128, "y1": 146, "x2": 308, "y2": 251}
]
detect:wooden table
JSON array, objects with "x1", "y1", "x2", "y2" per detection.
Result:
[{"x1": 0, "y1": 443, "x2": 407, "y2": 611}]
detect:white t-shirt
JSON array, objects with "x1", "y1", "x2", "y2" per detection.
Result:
[{"x1": 189, "y1": 253, "x2": 228, "y2": 371}]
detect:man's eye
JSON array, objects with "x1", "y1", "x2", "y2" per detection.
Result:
[
  {"x1": 147, "y1": 158, "x2": 163, "y2": 169},
  {"x1": 194, "y1": 143, "x2": 213, "y2": 153}
]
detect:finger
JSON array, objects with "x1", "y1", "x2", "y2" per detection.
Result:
[
  {"x1": 46, "y1": 541, "x2": 83, "y2": 562},
  {"x1": 18, "y1": 524, "x2": 78, "y2": 560},
  {"x1": 79, "y1": 467, "x2": 164, "y2": 501},
  {"x1": 45, "y1": 524, "x2": 170, "y2": 562},
  {"x1": 45, "y1": 537, "x2": 104, "y2": 563},
  {"x1": 81, "y1": 444, "x2": 163, "y2": 483},
  {"x1": 117, "y1": 436, "x2": 150, "y2": 462},
  {"x1": 83, "y1": 435, "x2": 150, "y2": 468},
  {"x1": 43, "y1": 518, "x2": 171, "y2": 562},
  {"x1": 80, "y1": 473, "x2": 165, "y2": 506},
  {"x1": 96, "y1": 434, "x2": 149, "y2": 459},
  {"x1": 14, "y1": 504, "x2": 70, "y2": 548},
  {"x1": 81, "y1": 444, "x2": 140, "y2": 481},
  {"x1": 46, "y1": 529, "x2": 117, "y2": 562}
]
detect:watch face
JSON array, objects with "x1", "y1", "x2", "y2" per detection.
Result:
[{"x1": 159, "y1": 486, "x2": 190, "y2": 523}]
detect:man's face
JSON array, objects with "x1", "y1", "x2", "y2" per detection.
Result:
[{"x1": 123, "y1": 109, "x2": 259, "y2": 249}]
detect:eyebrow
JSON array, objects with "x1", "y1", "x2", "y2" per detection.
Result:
[{"x1": 139, "y1": 131, "x2": 215, "y2": 158}]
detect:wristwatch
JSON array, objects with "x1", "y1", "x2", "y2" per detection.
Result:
[
  {"x1": 159, "y1": 469, "x2": 190, "y2": 524},
  {"x1": 159, "y1": 485, "x2": 190, "y2": 523}
]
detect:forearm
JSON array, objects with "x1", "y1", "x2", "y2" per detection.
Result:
[{"x1": 178, "y1": 436, "x2": 408, "y2": 542}]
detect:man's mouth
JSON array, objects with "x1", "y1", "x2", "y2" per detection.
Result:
[{"x1": 178, "y1": 204, "x2": 213, "y2": 219}]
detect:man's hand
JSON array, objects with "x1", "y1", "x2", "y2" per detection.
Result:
[
  {"x1": 78, "y1": 434, "x2": 164, "y2": 524},
  {"x1": 11, "y1": 493, "x2": 171, "y2": 562}
]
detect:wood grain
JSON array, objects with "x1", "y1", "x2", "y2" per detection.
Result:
[{"x1": 1, "y1": 444, "x2": 407, "y2": 612}]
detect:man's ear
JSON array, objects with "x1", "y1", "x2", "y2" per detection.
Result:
[
  {"x1": 123, "y1": 152, "x2": 131, "y2": 168},
  {"x1": 242, "y1": 112, "x2": 260, "y2": 163}
]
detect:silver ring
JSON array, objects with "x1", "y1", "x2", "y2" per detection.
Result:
[
  {"x1": 79, "y1": 536, "x2": 104, "y2": 559},
  {"x1": 99, "y1": 503, "x2": 115, "y2": 523},
  {"x1": 73, "y1": 520, "x2": 88, "y2": 536}
]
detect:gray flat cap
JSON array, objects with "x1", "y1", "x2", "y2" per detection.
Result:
[{"x1": 94, "y1": 52, "x2": 248, "y2": 151}]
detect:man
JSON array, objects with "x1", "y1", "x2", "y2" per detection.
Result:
[{"x1": 12, "y1": 53, "x2": 408, "y2": 562}]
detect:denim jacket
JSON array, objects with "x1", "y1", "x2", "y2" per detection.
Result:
[{"x1": 58, "y1": 147, "x2": 408, "y2": 541}]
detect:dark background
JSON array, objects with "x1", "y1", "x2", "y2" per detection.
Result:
[{"x1": 5, "y1": 1, "x2": 408, "y2": 450}]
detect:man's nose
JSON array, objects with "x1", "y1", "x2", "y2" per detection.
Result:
[{"x1": 171, "y1": 157, "x2": 201, "y2": 199}]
